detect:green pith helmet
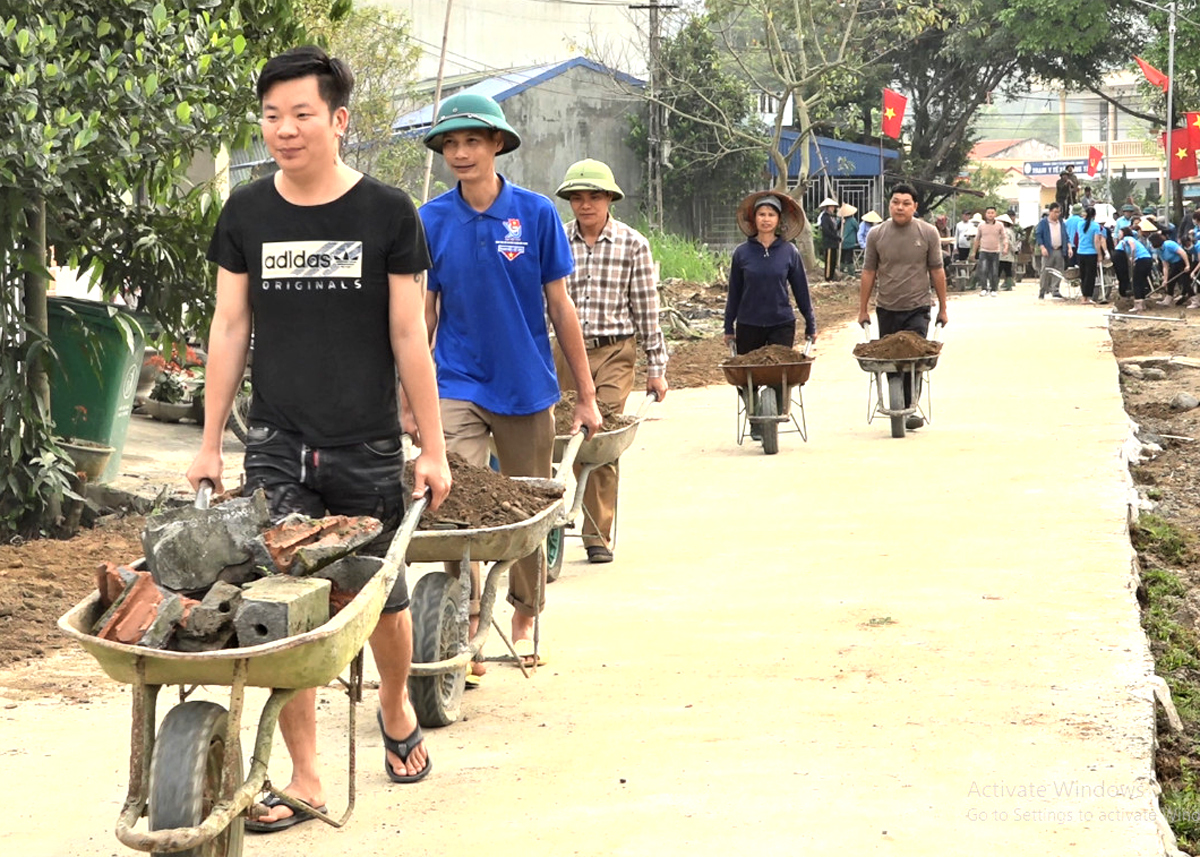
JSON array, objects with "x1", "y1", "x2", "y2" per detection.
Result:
[
  {"x1": 555, "y1": 159, "x2": 624, "y2": 201},
  {"x1": 423, "y1": 92, "x2": 521, "y2": 154}
]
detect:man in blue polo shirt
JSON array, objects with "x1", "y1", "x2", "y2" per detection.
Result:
[{"x1": 418, "y1": 93, "x2": 601, "y2": 671}]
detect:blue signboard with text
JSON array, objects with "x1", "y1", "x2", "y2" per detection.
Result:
[{"x1": 1022, "y1": 159, "x2": 1103, "y2": 176}]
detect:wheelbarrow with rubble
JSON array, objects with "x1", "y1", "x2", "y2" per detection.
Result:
[
  {"x1": 855, "y1": 322, "x2": 944, "y2": 438},
  {"x1": 544, "y1": 391, "x2": 658, "y2": 582},
  {"x1": 404, "y1": 431, "x2": 588, "y2": 728},
  {"x1": 719, "y1": 341, "x2": 814, "y2": 455},
  {"x1": 56, "y1": 489, "x2": 429, "y2": 857}
]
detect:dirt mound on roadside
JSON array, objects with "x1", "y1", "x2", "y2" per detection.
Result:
[
  {"x1": 853, "y1": 331, "x2": 942, "y2": 360},
  {"x1": 407, "y1": 453, "x2": 563, "y2": 530}
]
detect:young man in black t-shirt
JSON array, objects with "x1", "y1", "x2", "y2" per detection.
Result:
[{"x1": 188, "y1": 46, "x2": 451, "y2": 832}]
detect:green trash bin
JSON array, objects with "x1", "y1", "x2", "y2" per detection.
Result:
[{"x1": 47, "y1": 296, "x2": 146, "y2": 483}]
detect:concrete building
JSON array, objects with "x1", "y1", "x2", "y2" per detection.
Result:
[
  {"x1": 393, "y1": 58, "x2": 648, "y2": 218},
  {"x1": 380, "y1": 0, "x2": 649, "y2": 79},
  {"x1": 969, "y1": 71, "x2": 1187, "y2": 216}
]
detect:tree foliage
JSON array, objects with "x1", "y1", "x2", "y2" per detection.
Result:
[
  {"x1": 628, "y1": 15, "x2": 764, "y2": 234},
  {"x1": 893, "y1": 0, "x2": 1136, "y2": 211},
  {"x1": 0, "y1": 0, "x2": 345, "y2": 537},
  {"x1": 308, "y1": 5, "x2": 429, "y2": 195}
]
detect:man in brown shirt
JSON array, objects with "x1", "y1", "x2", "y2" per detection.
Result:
[
  {"x1": 858, "y1": 182, "x2": 948, "y2": 429},
  {"x1": 972, "y1": 206, "x2": 1010, "y2": 296}
]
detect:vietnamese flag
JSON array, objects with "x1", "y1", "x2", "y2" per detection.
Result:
[
  {"x1": 1134, "y1": 55, "x2": 1170, "y2": 92},
  {"x1": 1087, "y1": 146, "x2": 1103, "y2": 177},
  {"x1": 1188, "y1": 112, "x2": 1200, "y2": 151},
  {"x1": 1166, "y1": 128, "x2": 1197, "y2": 181},
  {"x1": 881, "y1": 88, "x2": 906, "y2": 139}
]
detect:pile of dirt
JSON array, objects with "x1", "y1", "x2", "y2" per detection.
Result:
[
  {"x1": 724, "y1": 344, "x2": 810, "y2": 366},
  {"x1": 853, "y1": 331, "x2": 943, "y2": 360},
  {"x1": 0, "y1": 516, "x2": 146, "y2": 666},
  {"x1": 655, "y1": 279, "x2": 861, "y2": 389},
  {"x1": 408, "y1": 453, "x2": 563, "y2": 530},
  {"x1": 554, "y1": 391, "x2": 637, "y2": 435}
]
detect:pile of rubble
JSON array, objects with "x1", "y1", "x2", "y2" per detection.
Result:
[{"x1": 90, "y1": 490, "x2": 385, "y2": 652}]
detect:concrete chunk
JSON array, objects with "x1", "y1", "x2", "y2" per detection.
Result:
[
  {"x1": 141, "y1": 490, "x2": 270, "y2": 592},
  {"x1": 259, "y1": 515, "x2": 382, "y2": 575},
  {"x1": 182, "y1": 581, "x2": 243, "y2": 638},
  {"x1": 314, "y1": 556, "x2": 384, "y2": 612},
  {"x1": 137, "y1": 594, "x2": 185, "y2": 649},
  {"x1": 235, "y1": 577, "x2": 331, "y2": 646}
]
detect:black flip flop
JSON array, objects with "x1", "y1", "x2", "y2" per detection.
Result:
[
  {"x1": 245, "y1": 793, "x2": 328, "y2": 834},
  {"x1": 377, "y1": 709, "x2": 432, "y2": 784}
]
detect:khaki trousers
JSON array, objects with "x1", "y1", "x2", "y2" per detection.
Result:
[
  {"x1": 553, "y1": 337, "x2": 636, "y2": 548},
  {"x1": 439, "y1": 399, "x2": 554, "y2": 617}
]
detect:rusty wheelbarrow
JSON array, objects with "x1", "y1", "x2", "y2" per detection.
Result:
[{"x1": 57, "y1": 492, "x2": 428, "y2": 856}]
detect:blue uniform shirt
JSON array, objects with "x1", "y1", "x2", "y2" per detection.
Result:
[
  {"x1": 1159, "y1": 239, "x2": 1187, "y2": 264},
  {"x1": 420, "y1": 176, "x2": 574, "y2": 416}
]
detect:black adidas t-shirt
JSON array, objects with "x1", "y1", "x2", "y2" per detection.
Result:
[{"x1": 207, "y1": 174, "x2": 431, "y2": 445}]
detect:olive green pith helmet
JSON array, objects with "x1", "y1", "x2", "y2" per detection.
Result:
[
  {"x1": 556, "y1": 158, "x2": 624, "y2": 201},
  {"x1": 423, "y1": 92, "x2": 521, "y2": 154}
]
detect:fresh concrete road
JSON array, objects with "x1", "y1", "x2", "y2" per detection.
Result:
[{"x1": 0, "y1": 283, "x2": 1168, "y2": 856}]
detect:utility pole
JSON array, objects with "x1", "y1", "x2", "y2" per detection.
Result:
[
  {"x1": 632, "y1": 1, "x2": 677, "y2": 231},
  {"x1": 421, "y1": 0, "x2": 453, "y2": 203}
]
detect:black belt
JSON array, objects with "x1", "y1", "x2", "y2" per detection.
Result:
[{"x1": 582, "y1": 334, "x2": 633, "y2": 350}]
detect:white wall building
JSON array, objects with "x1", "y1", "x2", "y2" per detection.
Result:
[{"x1": 381, "y1": 0, "x2": 651, "y2": 79}]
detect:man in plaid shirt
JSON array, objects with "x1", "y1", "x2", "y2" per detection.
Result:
[{"x1": 553, "y1": 159, "x2": 669, "y2": 563}]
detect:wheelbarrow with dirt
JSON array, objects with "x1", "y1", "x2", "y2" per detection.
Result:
[
  {"x1": 544, "y1": 391, "x2": 658, "y2": 582},
  {"x1": 56, "y1": 489, "x2": 429, "y2": 857},
  {"x1": 719, "y1": 341, "x2": 814, "y2": 455},
  {"x1": 403, "y1": 432, "x2": 587, "y2": 727},
  {"x1": 854, "y1": 322, "x2": 944, "y2": 438}
]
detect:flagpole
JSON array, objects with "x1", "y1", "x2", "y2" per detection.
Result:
[
  {"x1": 1166, "y1": 1, "x2": 1176, "y2": 220},
  {"x1": 878, "y1": 136, "x2": 884, "y2": 214}
]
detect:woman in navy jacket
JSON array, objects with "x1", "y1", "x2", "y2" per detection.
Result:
[{"x1": 724, "y1": 190, "x2": 817, "y2": 355}]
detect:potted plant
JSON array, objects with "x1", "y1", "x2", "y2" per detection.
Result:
[
  {"x1": 143, "y1": 345, "x2": 205, "y2": 423},
  {"x1": 57, "y1": 405, "x2": 114, "y2": 482}
]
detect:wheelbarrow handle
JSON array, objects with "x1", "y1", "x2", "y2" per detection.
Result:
[
  {"x1": 932, "y1": 321, "x2": 946, "y2": 343},
  {"x1": 858, "y1": 320, "x2": 871, "y2": 343},
  {"x1": 802, "y1": 336, "x2": 815, "y2": 358},
  {"x1": 635, "y1": 390, "x2": 658, "y2": 419},
  {"x1": 196, "y1": 479, "x2": 214, "y2": 510}
]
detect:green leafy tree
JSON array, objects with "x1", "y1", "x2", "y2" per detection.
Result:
[
  {"x1": 893, "y1": 0, "x2": 1136, "y2": 211},
  {"x1": 308, "y1": 5, "x2": 428, "y2": 194},
  {"x1": 629, "y1": 15, "x2": 764, "y2": 235},
  {"x1": 0, "y1": 0, "x2": 347, "y2": 538}
]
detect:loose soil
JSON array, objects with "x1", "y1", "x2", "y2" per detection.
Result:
[
  {"x1": 408, "y1": 453, "x2": 563, "y2": 530},
  {"x1": 723, "y1": 344, "x2": 810, "y2": 366},
  {"x1": 0, "y1": 516, "x2": 145, "y2": 667},
  {"x1": 554, "y1": 390, "x2": 636, "y2": 435},
  {"x1": 852, "y1": 331, "x2": 943, "y2": 359},
  {"x1": 1110, "y1": 314, "x2": 1200, "y2": 854}
]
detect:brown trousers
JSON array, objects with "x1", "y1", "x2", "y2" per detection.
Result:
[
  {"x1": 553, "y1": 337, "x2": 637, "y2": 547},
  {"x1": 439, "y1": 399, "x2": 554, "y2": 616}
]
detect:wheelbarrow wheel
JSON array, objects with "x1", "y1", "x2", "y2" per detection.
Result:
[
  {"x1": 888, "y1": 375, "x2": 906, "y2": 438},
  {"x1": 149, "y1": 701, "x2": 243, "y2": 857},
  {"x1": 408, "y1": 571, "x2": 465, "y2": 728},
  {"x1": 545, "y1": 526, "x2": 566, "y2": 582},
  {"x1": 758, "y1": 386, "x2": 779, "y2": 455}
]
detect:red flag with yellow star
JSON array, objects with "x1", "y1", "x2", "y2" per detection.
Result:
[
  {"x1": 1165, "y1": 128, "x2": 1197, "y2": 181},
  {"x1": 881, "y1": 88, "x2": 906, "y2": 139},
  {"x1": 1187, "y1": 112, "x2": 1200, "y2": 152},
  {"x1": 1087, "y1": 146, "x2": 1103, "y2": 177}
]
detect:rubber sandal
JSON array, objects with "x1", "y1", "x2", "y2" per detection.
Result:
[
  {"x1": 377, "y1": 709, "x2": 431, "y2": 784},
  {"x1": 245, "y1": 793, "x2": 328, "y2": 834},
  {"x1": 513, "y1": 638, "x2": 547, "y2": 667},
  {"x1": 464, "y1": 668, "x2": 481, "y2": 689}
]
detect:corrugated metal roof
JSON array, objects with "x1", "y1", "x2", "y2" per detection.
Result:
[
  {"x1": 392, "y1": 56, "x2": 643, "y2": 134},
  {"x1": 771, "y1": 131, "x2": 899, "y2": 179}
]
